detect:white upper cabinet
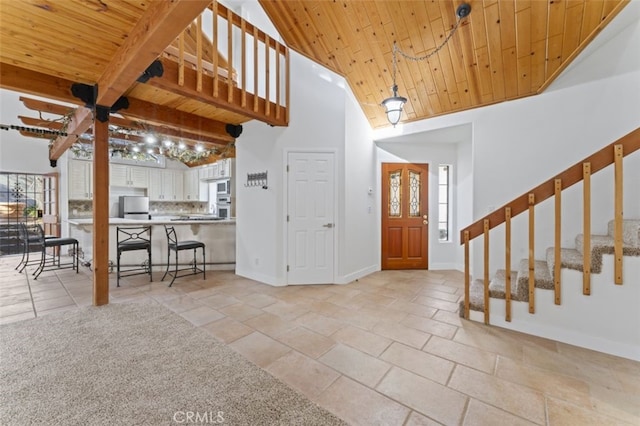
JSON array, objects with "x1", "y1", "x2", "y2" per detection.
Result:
[
  {"x1": 68, "y1": 160, "x2": 93, "y2": 200},
  {"x1": 110, "y1": 164, "x2": 149, "y2": 188}
]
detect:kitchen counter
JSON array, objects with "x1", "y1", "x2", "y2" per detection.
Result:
[
  {"x1": 67, "y1": 217, "x2": 236, "y2": 269},
  {"x1": 67, "y1": 217, "x2": 235, "y2": 226}
]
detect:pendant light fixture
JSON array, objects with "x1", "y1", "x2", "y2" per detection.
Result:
[{"x1": 382, "y1": 3, "x2": 472, "y2": 127}]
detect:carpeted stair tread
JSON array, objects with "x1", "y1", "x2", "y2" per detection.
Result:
[
  {"x1": 575, "y1": 234, "x2": 615, "y2": 255},
  {"x1": 545, "y1": 247, "x2": 585, "y2": 275},
  {"x1": 489, "y1": 269, "x2": 520, "y2": 300},
  {"x1": 459, "y1": 279, "x2": 485, "y2": 314},
  {"x1": 515, "y1": 259, "x2": 553, "y2": 301},
  {"x1": 607, "y1": 219, "x2": 640, "y2": 247}
]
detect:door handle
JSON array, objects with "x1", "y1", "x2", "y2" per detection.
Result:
[
  {"x1": 322, "y1": 223, "x2": 334, "y2": 228},
  {"x1": 423, "y1": 220, "x2": 428, "y2": 225},
  {"x1": 423, "y1": 215, "x2": 428, "y2": 219}
]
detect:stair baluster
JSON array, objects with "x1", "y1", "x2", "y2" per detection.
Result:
[
  {"x1": 583, "y1": 163, "x2": 592, "y2": 295},
  {"x1": 528, "y1": 194, "x2": 535, "y2": 313},
  {"x1": 614, "y1": 144, "x2": 624, "y2": 284},
  {"x1": 554, "y1": 179, "x2": 562, "y2": 305},
  {"x1": 505, "y1": 207, "x2": 512, "y2": 322},
  {"x1": 483, "y1": 219, "x2": 490, "y2": 324}
]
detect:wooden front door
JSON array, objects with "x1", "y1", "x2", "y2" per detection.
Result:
[{"x1": 381, "y1": 163, "x2": 429, "y2": 269}]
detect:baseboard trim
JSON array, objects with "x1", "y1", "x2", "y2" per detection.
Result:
[{"x1": 335, "y1": 264, "x2": 379, "y2": 284}]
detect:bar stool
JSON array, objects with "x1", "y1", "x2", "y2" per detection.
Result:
[
  {"x1": 16, "y1": 223, "x2": 56, "y2": 272},
  {"x1": 116, "y1": 226, "x2": 152, "y2": 287},
  {"x1": 32, "y1": 224, "x2": 79, "y2": 279},
  {"x1": 161, "y1": 225, "x2": 205, "y2": 287}
]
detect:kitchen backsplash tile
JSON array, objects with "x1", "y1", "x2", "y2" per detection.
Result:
[{"x1": 69, "y1": 200, "x2": 207, "y2": 218}]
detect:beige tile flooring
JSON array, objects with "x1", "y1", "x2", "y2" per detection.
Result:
[{"x1": 1, "y1": 255, "x2": 639, "y2": 425}]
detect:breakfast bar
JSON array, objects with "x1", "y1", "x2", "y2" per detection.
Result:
[{"x1": 67, "y1": 217, "x2": 235, "y2": 271}]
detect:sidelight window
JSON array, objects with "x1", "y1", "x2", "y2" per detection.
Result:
[{"x1": 438, "y1": 165, "x2": 451, "y2": 241}]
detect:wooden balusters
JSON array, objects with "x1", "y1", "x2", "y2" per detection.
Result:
[
  {"x1": 583, "y1": 163, "x2": 591, "y2": 295},
  {"x1": 505, "y1": 207, "x2": 512, "y2": 322},
  {"x1": 554, "y1": 179, "x2": 562, "y2": 305},
  {"x1": 226, "y1": 7, "x2": 233, "y2": 103},
  {"x1": 528, "y1": 194, "x2": 535, "y2": 314},
  {"x1": 464, "y1": 230, "x2": 470, "y2": 319},
  {"x1": 614, "y1": 144, "x2": 624, "y2": 284},
  {"x1": 178, "y1": 33, "x2": 185, "y2": 86},
  {"x1": 212, "y1": 0, "x2": 219, "y2": 98},
  {"x1": 253, "y1": 26, "x2": 259, "y2": 112},
  {"x1": 241, "y1": 18, "x2": 247, "y2": 107},
  {"x1": 483, "y1": 219, "x2": 490, "y2": 325},
  {"x1": 265, "y1": 34, "x2": 270, "y2": 116},
  {"x1": 196, "y1": 15, "x2": 203, "y2": 92}
]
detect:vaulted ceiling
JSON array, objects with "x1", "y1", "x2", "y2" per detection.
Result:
[
  {"x1": 0, "y1": 0, "x2": 630, "y2": 146},
  {"x1": 259, "y1": 0, "x2": 629, "y2": 128}
]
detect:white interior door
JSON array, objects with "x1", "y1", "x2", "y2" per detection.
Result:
[{"x1": 287, "y1": 152, "x2": 335, "y2": 284}]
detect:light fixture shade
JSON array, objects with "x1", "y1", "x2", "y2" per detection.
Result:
[{"x1": 382, "y1": 95, "x2": 407, "y2": 126}]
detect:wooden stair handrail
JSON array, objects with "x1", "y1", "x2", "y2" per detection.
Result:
[{"x1": 460, "y1": 127, "x2": 640, "y2": 244}]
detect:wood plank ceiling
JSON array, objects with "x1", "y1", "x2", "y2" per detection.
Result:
[
  {"x1": 259, "y1": 0, "x2": 629, "y2": 128},
  {"x1": 0, "y1": 0, "x2": 271, "y2": 164}
]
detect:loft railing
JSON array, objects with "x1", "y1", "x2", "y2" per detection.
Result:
[
  {"x1": 161, "y1": 0, "x2": 289, "y2": 126},
  {"x1": 460, "y1": 127, "x2": 640, "y2": 323}
]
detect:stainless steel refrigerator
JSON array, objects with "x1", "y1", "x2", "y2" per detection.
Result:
[{"x1": 118, "y1": 196, "x2": 150, "y2": 220}]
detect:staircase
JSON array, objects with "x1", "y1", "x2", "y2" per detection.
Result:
[
  {"x1": 459, "y1": 128, "x2": 640, "y2": 361},
  {"x1": 466, "y1": 219, "x2": 640, "y2": 310}
]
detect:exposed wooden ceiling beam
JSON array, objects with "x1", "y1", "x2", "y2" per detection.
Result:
[
  {"x1": 18, "y1": 98, "x2": 231, "y2": 147},
  {"x1": 2, "y1": 65, "x2": 235, "y2": 141},
  {"x1": 96, "y1": 0, "x2": 212, "y2": 107},
  {"x1": 49, "y1": 107, "x2": 93, "y2": 160}
]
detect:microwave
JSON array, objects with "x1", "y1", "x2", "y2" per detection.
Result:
[{"x1": 216, "y1": 179, "x2": 231, "y2": 195}]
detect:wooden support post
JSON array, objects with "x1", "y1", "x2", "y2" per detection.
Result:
[
  {"x1": 483, "y1": 219, "x2": 490, "y2": 325},
  {"x1": 93, "y1": 107, "x2": 109, "y2": 306},
  {"x1": 554, "y1": 178, "x2": 562, "y2": 305},
  {"x1": 464, "y1": 230, "x2": 470, "y2": 319},
  {"x1": 583, "y1": 162, "x2": 591, "y2": 295},
  {"x1": 614, "y1": 144, "x2": 624, "y2": 284},
  {"x1": 505, "y1": 207, "x2": 512, "y2": 322},
  {"x1": 528, "y1": 193, "x2": 535, "y2": 314}
]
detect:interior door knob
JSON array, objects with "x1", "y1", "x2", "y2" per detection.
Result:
[{"x1": 322, "y1": 223, "x2": 334, "y2": 228}]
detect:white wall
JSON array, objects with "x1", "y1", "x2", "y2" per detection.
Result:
[
  {"x1": 374, "y1": 7, "x2": 640, "y2": 277},
  {"x1": 341, "y1": 87, "x2": 377, "y2": 282},
  {"x1": 235, "y1": 51, "x2": 348, "y2": 285}
]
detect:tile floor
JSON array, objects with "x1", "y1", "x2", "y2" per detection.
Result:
[{"x1": 1, "y1": 255, "x2": 639, "y2": 425}]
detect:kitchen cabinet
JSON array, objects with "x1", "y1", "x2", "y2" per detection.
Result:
[
  {"x1": 217, "y1": 158, "x2": 233, "y2": 178},
  {"x1": 198, "y1": 163, "x2": 218, "y2": 180},
  {"x1": 68, "y1": 160, "x2": 93, "y2": 200},
  {"x1": 110, "y1": 164, "x2": 149, "y2": 188},
  {"x1": 149, "y1": 169, "x2": 184, "y2": 201},
  {"x1": 184, "y1": 169, "x2": 207, "y2": 201}
]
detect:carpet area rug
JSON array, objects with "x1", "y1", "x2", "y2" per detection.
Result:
[{"x1": 0, "y1": 303, "x2": 346, "y2": 425}]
